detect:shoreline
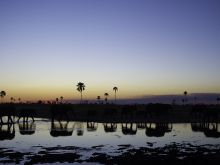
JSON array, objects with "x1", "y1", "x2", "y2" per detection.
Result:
[{"x1": 0, "y1": 103, "x2": 219, "y2": 123}]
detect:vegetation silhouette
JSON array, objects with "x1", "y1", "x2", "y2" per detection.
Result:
[
  {"x1": 97, "y1": 96, "x2": 101, "y2": 104},
  {"x1": 104, "y1": 93, "x2": 109, "y2": 104},
  {"x1": 76, "y1": 82, "x2": 85, "y2": 103},
  {"x1": 184, "y1": 91, "x2": 188, "y2": 105},
  {"x1": 113, "y1": 86, "x2": 118, "y2": 103},
  {"x1": 0, "y1": 91, "x2": 6, "y2": 103},
  {"x1": 60, "y1": 96, "x2": 64, "y2": 103}
]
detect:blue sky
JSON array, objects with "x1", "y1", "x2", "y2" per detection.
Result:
[{"x1": 0, "y1": 0, "x2": 220, "y2": 101}]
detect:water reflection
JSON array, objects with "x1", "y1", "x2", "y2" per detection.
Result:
[
  {"x1": 103, "y1": 123, "x2": 117, "y2": 132},
  {"x1": 145, "y1": 123, "x2": 172, "y2": 137},
  {"x1": 191, "y1": 122, "x2": 220, "y2": 138},
  {"x1": 87, "y1": 122, "x2": 98, "y2": 132},
  {"x1": 50, "y1": 120, "x2": 73, "y2": 137},
  {"x1": 19, "y1": 121, "x2": 36, "y2": 135},
  {"x1": 0, "y1": 123, "x2": 15, "y2": 140},
  {"x1": 0, "y1": 119, "x2": 220, "y2": 140},
  {"x1": 121, "y1": 123, "x2": 137, "y2": 135}
]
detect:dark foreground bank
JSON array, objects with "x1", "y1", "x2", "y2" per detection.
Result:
[{"x1": 1, "y1": 143, "x2": 220, "y2": 165}]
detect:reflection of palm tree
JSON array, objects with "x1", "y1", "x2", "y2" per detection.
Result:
[
  {"x1": 113, "y1": 87, "x2": 118, "y2": 103},
  {"x1": 104, "y1": 93, "x2": 109, "y2": 104},
  {"x1": 76, "y1": 82, "x2": 85, "y2": 103},
  {"x1": 184, "y1": 91, "x2": 187, "y2": 105},
  {"x1": 0, "y1": 91, "x2": 6, "y2": 103}
]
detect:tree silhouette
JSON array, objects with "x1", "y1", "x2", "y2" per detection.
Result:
[
  {"x1": 104, "y1": 93, "x2": 109, "y2": 104},
  {"x1": 97, "y1": 96, "x2": 101, "y2": 104},
  {"x1": 77, "y1": 82, "x2": 85, "y2": 103},
  {"x1": 0, "y1": 91, "x2": 6, "y2": 103},
  {"x1": 183, "y1": 91, "x2": 187, "y2": 105},
  {"x1": 56, "y1": 98, "x2": 59, "y2": 104},
  {"x1": 60, "y1": 96, "x2": 64, "y2": 104},
  {"x1": 10, "y1": 97, "x2": 14, "y2": 104},
  {"x1": 113, "y1": 86, "x2": 118, "y2": 103}
]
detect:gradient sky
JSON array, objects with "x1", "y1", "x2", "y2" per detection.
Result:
[{"x1": 1, "y1": 0, "x2": 220, "y2": 101}]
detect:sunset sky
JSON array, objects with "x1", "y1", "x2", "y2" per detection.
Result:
[{"x1": 1, "y1": 0, "x2": 220, "y2": 101}]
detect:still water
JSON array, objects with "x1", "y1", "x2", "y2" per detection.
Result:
[{"x1": 0, "y1": 118, "x2": 220, "y2": 164}]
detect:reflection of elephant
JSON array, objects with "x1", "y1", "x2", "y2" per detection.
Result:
[
  {"x1": 191, "y1": 123, "x2": 205, "y2": 132},
  {"x1": 191, "y1": 122, "x2": 220, "y2": 138},
  {"x1": 87, "y1": 122, "x2": 98, "y2": 132},
  {"x1": 18, "y1": 108, "x2": 35, "y2": 122},
  {"x1": 103, "y1": 123, "x2": 117, "y2": 132},
  {"x1": 145, "y1": 123, "x2": 172, "y2": 137},
  {"x1": 203, "y1": 123, "x2": 220, "y2": 138},
  {"x1": 122, "y1": 123, "x2": 137, "y2": 135},
  {"x1": 74, "y1": 122, "x2": 84, "y2": 136},
  {"x1": 50, "y1": 121, "x2": 73, "y2": 137},
  {"x1": 137, "y1": 123, "x2": 146, "y2": 129},
  {"x1": 0, "y1": 105, "x2": 15, "y2": 124},
  {"x1": 19, "y1": 121, "x2": 36, "y2": 135},
  {"x1": 0, "y1": 123, "x2": 15, "y2": 140}
]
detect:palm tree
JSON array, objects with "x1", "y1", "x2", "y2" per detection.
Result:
[
  {"x1": 76, "y1": 82, "x2": 85, "y2": 103},
  {"x1": 0, "y1": 91, "x2": 6, "y2": 103},
  {"x1": 113, "y1": 87, "x2": 118, "y2": 103},
  {"x1": 104, "y1": 93, "x2": 109, "y2": 104},
  {"x1": 183, "y1": 91, "x2": 187, "y2": 105},
  {"x1": 97, "y1": 96, "x2": 101, "y2": 104},
  {"x1": 60, "y1": 96, "x2": 64, "y2": 104},
  {"x1": 56, "y1": 98, "x2": 59, "y2": 104},
  {"x1": 10, "y1": 97, "x2": 14, "y2": 103}
]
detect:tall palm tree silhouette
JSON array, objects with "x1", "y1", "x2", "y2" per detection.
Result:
[
  {"x1": 0, "y1": 91, "x2": 6, "y2": 103},
  {"x1": 183, "y1": 91, "x2": 187, "y2": 105},
  {"x1": 77, "y1": 82, "x2": 85, "y2": 103},
  {"x1": 104, "y1": 93, "x2": 109, "y2": 104},
  {"x1": 113, "y1": 87, "x2": 118, "y2": 103}
]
